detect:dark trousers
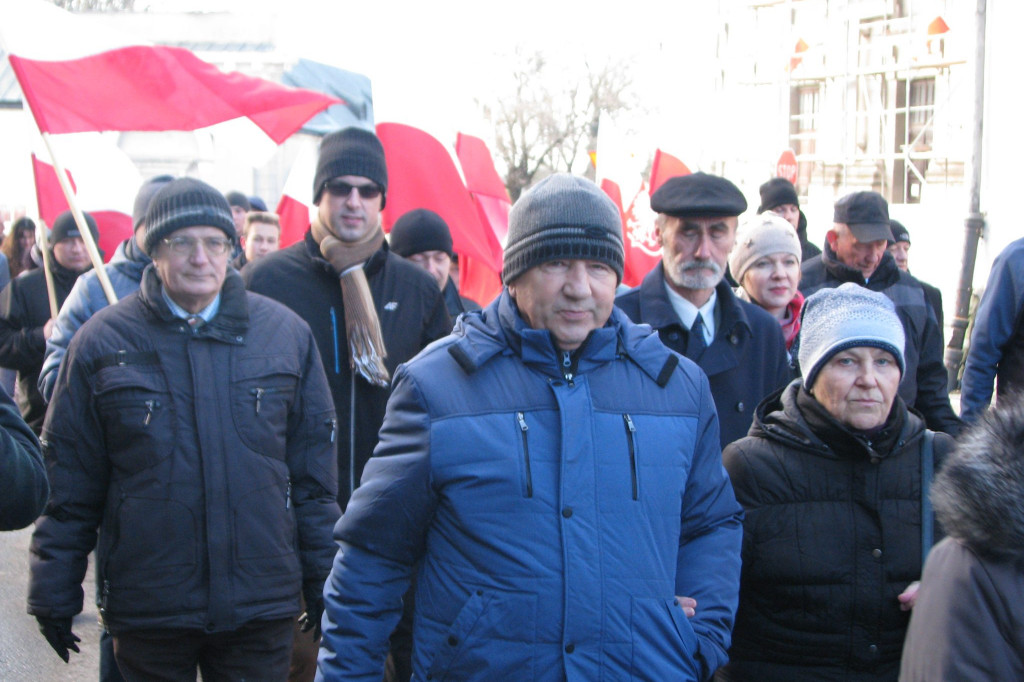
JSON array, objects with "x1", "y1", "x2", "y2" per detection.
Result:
[
  {"x1": 113, "y1": 617, "x2": 293, "y2": 682},
  {"x1": 100, "y1": 627, "x2": 126, "y2": 682}
]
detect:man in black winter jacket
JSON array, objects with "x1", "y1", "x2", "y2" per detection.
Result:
[
  {"x1": 28, "y1": 179, "x2": 340, "y2": 679},
  {"x1": 0, "y1": 211, "x2": 97, "y2": 433},
  {"x1": 799, "y1": 191, "x2": 960, "y2": 435}
]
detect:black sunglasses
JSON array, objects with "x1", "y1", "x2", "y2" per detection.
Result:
[{"x1": 322, "y1": 179, "x2": 382, "y2": 199}]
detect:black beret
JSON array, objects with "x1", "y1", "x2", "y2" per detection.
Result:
[{"x1": 650, "y1": 172, "x2": 747, "y2": 218}]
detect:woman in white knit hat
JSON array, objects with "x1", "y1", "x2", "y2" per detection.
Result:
[
  {"x1": 715, "y1": 283, "x2": 956, "y2": 682},
  {"x1": 729, "y1": 213, "x2": 803, "y2": 349}
]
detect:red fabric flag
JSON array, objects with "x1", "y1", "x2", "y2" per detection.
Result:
[
  {"x1": 454, "y1": 133, "x2": 508, "y2": 305},
  {"x1": 377, "y1": 124, "x2": 503, "y2": 279},
  {"x1": 649, "y1": 149, "x2": 691, "y2": 196},
  {"x1": 274, "y1": 143, "x2": 318, "y2": 248},
  {"x1": 2, "y1": 1, "x2": 340, "y2": 143},
  {"x1": 31, "y1": 154, "x2": 133, "y2": 262}
]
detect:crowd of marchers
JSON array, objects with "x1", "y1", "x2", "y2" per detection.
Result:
[{"x1": 0, "y1": 126, "x2": 1021, "y2": 682}]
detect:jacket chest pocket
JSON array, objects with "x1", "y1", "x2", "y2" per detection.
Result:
[
  {"x1": 231, "y1": 356, "x2": 300, "y2": 459},
  {"x1": 94, "y1": 365, "x2": 175, "y2": 477}
]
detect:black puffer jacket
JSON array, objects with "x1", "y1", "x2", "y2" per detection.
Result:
[
  {"x1": 28, "y1": 267, "x2": 340, "y2": 635},
  {"x1": 0, "y1": 258, "x2": 84, "y2": 432},
  {"x1": 242, "y1": 232, "x2": 451, "y2": 507},
  {"x1": 717, "y1": 381, "x2": 954, "y2": 682},
  {"x1": 799, "y1": 245, "x2": 960, "y2": 435}
]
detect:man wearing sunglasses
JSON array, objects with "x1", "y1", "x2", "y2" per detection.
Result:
[
  {"x1": 242, "y1": 126, "x2": 450, "y2": 681},
  {"x1": 29, "y1": 178, "x2": 340, "y2": 680}
]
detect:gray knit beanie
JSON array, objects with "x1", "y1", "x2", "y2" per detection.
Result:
[
  {"x1": 502, "y1": 174, "x2": 624, "y2": 284},
  {"x1": 143, "y1": 177, "x2": 236, "y2": 255},
  {"x1": 799, "y1": 282, "x2": 906, "y2": 389},
  {"x1": 132, "y1": 175, "x2": 174, "y2": 230},
  {"x1": 313, "y1": 127, "x2": 388, "y2": 207},
  {"x1": 729, "y1": 213, "x2": 802, "y2": 284}
]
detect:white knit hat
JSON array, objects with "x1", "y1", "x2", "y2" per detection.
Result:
[
  {"x1": 729, "y1": 213, "x2": 802, "y2": 284},
  {"x1": 799, "y1": 282, "x2": 906, "y2": 389}
]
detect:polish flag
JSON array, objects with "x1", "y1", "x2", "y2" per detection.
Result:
[
  {"x1": 377, "y1": 123, "x2": 503, "y2": 279},
  {"x1": 0, "y1": 0, "x2": 340, "y2": 143},
  {"x1": 454, "y1": 133, "x2": 507, "y2": 306},
  {"x1": 30, "y1": 132, "x2": 141, "y2": 261},
  {"x1": 274, "y1": 142, "x2": 318, "y2": 248},
  {"x1": 649, "y1": 149, "x2": 691, "y2": 196}
]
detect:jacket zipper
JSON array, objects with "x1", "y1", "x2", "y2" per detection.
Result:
[
  {"x1": 623, "y1": 414, "x2": 639, "y2": 500},
  {"x1": 349, "y1": 374, "x2": 357, "y2": 497},
  {"x1": 516, "y1": 412, "x2": 534, "y2": 498},
  {"x1": 325, "y1": 417, "x2": 337, "y2": 443},
  {"x1": 561, "y1": 351, "x2": 575, "y2": 386},
  {"x1": 250, "y1": 387, "x2": 286, "y2": 415},
  {"x1": 285, "y1": 478, "x2": 292, "y2": 509},
  {"x1": 143, "y1": 400, "x2": 160, "y2": 426},
  {"x1": 330, "y1": 307, "x2": 342, "y2": 375}
]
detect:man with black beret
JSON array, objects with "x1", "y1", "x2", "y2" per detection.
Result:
[
  {"x1": 887, "y1": 219, "x2": 943, "y2": 330},
  {"x1": 616, "y1": 172, "x2": 790, "y2": 447},
  {"x1": 242, "y1": 126, "x2": 450, "y2": 681},
  {"x1": 799, "y1": 191, "x2": 960, "y2": 434},
  {"x1": 389, "y1": 208, "x2": 482, "y2": 317},
  {"x1": 0, "y1": 210, "x2": 98, "y2": 433},
  {"x1": 757, "y1": 176, "x2": 821, "y2": 261}
]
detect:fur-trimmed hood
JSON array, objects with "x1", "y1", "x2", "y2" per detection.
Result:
[{"x1": 932, "y1": 401, "x2": 1024, "y2": 559}]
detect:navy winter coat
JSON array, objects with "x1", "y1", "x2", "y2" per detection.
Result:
[
  {"x1": 615, "y1": 265, "x2": 790, "y2": 448},
  {"x1": 28, "y1": 267, "x2": 340, "y2": 634},
  {"x1": 317, "y1": 290, "x2": 744, "y2": 681}
]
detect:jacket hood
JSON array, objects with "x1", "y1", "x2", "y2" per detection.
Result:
[
  {"x1": 932, "y1": 402, "x2": 1024, "y2": 559},
  {"x1": 447, "y1": 288, "x2": 677, "y2": 385},
  {"x1": 750, "y1": 379, "x2": 923, "y2": 459}
]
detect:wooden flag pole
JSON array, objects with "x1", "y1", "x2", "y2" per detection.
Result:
[
  {"x1": 35, "y1": 220, "x2": 59, "y2": 319},
  {"x1": 39, "y1": 132, "x2": 118, "y2": 305}
]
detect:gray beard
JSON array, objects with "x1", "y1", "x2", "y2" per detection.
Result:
[{"x1": 667, "y1": 259, "x2": 725, "y2": 291}]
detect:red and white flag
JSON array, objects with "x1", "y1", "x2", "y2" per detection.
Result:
[
  {"x1": 274, "y1": 142, "x2": 318, "y2": 249},
  {"x1": 0, "y1": 0, "x2": 340, "y2": 143},
  {"x1": 454, "y1": 133, "x2": 507, "y2": 306},
  {"x1": 377, "y1": 123, "x2": 503, "y2": 276}
]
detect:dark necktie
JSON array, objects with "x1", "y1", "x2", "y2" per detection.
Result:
[{"x1": 687, "y1": 313, "x2": 708, "y2": 359}]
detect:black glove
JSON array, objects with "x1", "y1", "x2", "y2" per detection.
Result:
[
  {"x1": 298, "y1": 584, "x2": 325, "y2": 640},
  {"x1": 36, "y1": 616, "x2": 80, "y2": 663}
]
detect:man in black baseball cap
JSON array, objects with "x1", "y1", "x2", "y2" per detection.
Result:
[
  {"x1": 799, "y1": 190, "x2": 961, "y2": 435},
  {"x1": 616, "y1": 172, "x2": 790, "y2": 447}
]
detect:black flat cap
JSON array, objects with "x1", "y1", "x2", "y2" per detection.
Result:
[
  {"x1": 650, "y1": 172, "x2": 747, "y2": 218},
  {"x1": 834, "y1": 191, "x2": 892, "y2": 242}
]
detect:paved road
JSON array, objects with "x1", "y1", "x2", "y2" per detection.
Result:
[{"x1": 0, "y1": 526, "x2": 101, "y2": 681}]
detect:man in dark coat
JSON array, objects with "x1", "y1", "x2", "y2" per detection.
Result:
[
  {"x1": 798, "y1": 191, "x2": 961, "y2": 435},
  {"x1": 0, "y1": 210, "x2": 97, "y2": 433},
  {"x1": 757, "y1": 177, "x2": 821, "y2": 262},
  {"x1": 28, "y1": 178, "x2": 340, "y2": 679},
  {"x1": 887, "y1": 220, "x2": 943, "y2": 331},
  {"x1": 388, "y1": 208, "x2": 481, "y2": 318},
  {"x1": 242, "y1": 127, "x2": 450, "y2": 682},
  {"x1": 0, "y1": 383, "x2": 47, "y2": 531},
  {"x1": 616, "y1": 172, "x2": 790, "y2": 448}
]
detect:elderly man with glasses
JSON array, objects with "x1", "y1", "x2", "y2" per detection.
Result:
[{"x1": 28, "y1": 178, "x2": 341, "y2": 680}]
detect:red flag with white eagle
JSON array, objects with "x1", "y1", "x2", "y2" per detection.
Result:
[{"x1": 0, "y1": 0, "x2": 341, "y2": 143}]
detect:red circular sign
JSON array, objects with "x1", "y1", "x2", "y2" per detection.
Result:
[{"x1": 776, "y1": 150, "x2": 798, "y2": 185}]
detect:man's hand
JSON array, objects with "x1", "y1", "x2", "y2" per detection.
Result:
[
  {"x1": 36, "y1": 616, "x2": 80, "y2": 662},
  {"x1": 898, "y1": 581, "x2": 921, "y2": 611},
  {"x1": 298, "y1": 597, "x2": 324, "y2": 640},
  {"x1": 675, "y1": 596, "x2": 697, "y2": 618},
  {"x1": 43, "y1": 319, "x2": 55, "y2": 339}
]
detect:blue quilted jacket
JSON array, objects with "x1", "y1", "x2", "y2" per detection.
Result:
[{"x1": 317, "y1": 290, "x2": 743, "y2": 681}]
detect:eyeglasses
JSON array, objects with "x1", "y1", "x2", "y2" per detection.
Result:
[
  {"x1": 161, "y1": 236, "x2": 233, "y2": 256},
  {"x1": 322, "y1": 179, "x2": 382, "y2": 199}
]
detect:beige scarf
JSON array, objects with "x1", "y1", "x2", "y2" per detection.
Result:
[{"x1": 311, "y1": 216, "x2": 390, "y2": 387}]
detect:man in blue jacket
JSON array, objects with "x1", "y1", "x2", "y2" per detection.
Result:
[{"x1": 317, "y1": 174, "x2": 744, "y2": 681}]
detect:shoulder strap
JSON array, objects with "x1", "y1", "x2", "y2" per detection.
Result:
[{"x1": 920, "y1": 429, "x2": 935, "y2": 569}]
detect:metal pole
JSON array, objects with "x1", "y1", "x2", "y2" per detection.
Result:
[{"x1": 944, "y1": 0, "x2": 988, "y2": 390}]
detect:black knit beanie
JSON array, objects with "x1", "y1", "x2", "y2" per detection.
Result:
[
  {"x1": 313, "y1": 127, "x2": 388, "y2": 207},
  {"x1": 389, "y1": 209, "x2": 453, "y2": 258},
  {"x1": 132, "y1": 175, "x2": 175, "y2": 230},
  {"x1": 143, "y1": 177, "x2": 236, "y2": 255},
  {"x1": 757, "y1": 177, "x2": 799, "y2": 214},
  {"x1": 502, "y1": 174, "x2": 624, "y2": 284},
  {"x1": 51, "y1": 210, "x2": 99, "y2": 244},
  {"x1": 224, "y1": 191, "x2": 251, "y2": 211}
]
